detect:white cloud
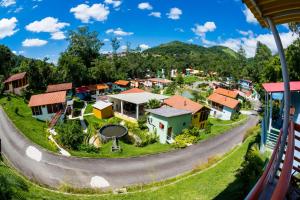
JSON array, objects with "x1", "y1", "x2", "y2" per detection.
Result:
[
  {"x1": 175, "y1": 28, "x2": 184, "y2": 32},
  {"x1": 50, "y1": 31, "x2": 66, "y2": 40},
  {"x1": 187, "y1": 39, "x2": 194, "y2": 43},
  {"x1": 237, "y1": 30, "x2": 254, "y2": 37},
  {"x1": 26, "y1": 17, "x2": 69, "y2": 33},
  {"x1": 219, "y1": 31, "x2": 298, "y2": 57},
  {"x1": 138, "y1": 2, "x2": 152, "y2": 10},
  {"x1": 149, "y1": 12, "x2": 161, "y2": 18},
  {"x1": 120, "y1": 45, "x2": 127, "y2": 50},
  {"x1": 70, "y1": 3, "x2": 110, "y2": 23},
  {"x1": 192, "y1": 22, "x2": 216, "y2": 37},
  {"x1": 14, "y1": 6, "x2": 23, "y2": 13},
  {"x1": 104, "y1": 0, "x2": 121, "y2": 8},
  {"x1": 32, "y1": 5, "x2": 38, "y2": 9},
  {"x1": 106, "y1": 28, "x2": 133, "y2": 36},
  {"x1": 22, "y1": 38, "x2": 48, "y2": 47},
  {"x1": 139, "y1": 44, "x2": 150, "y2": 50},
  {"x1": 0, "y1": 17, "x2": 18, "y2": 39},
  {"x1": 0, "y1": 0, "x2": 16, "y2": 7},
  {"x1": 243, "y1": 7, "x2": 258, "y2": 24},
  {"x1": 167, "y1": 7, "x2": 182, "y2": 20},
  {"x1": 103, "y1": 38, "x2": 109, "y2": 42}
]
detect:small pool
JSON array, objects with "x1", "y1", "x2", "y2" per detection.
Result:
[{"x1": 99, "y1": 124, "x2": 128, "y2": 139}]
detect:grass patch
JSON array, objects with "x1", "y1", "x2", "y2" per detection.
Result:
[
  {"x1": 0, "y1": 95, "x2": 57, "y2": 152},
  {"x1": 84, "y1": 103, "x2": 94, "y2": 114},
  {"x1": 0, "y1": 131, "x2": 258, "y2": 200}
]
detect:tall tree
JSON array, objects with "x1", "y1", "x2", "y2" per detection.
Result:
[
  {"x1": 286, "y1": 39, "x2": 300, "y2": 81},
  {"x1": 67, "y1": 26, "x2": 103, "y2": 68},
  {"x1": 111, "y1": 37, "x2": 120, "y2": 55},
  {"x1": 0, "y1": 45, "x2": 15, "y2": 77}
]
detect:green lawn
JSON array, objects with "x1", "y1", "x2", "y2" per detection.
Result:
[
  {"x1": 0, "y1": 133, "x2": 257, "y2": 200},
  {"x1": 84, "y1": 102, "x2": 94, "y2": 114},
  {"x1": 0, "y1": 95, "x2": 57, "y2": 152}
]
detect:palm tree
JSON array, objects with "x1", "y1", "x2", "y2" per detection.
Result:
[{"x1": 146, "y1": 99, "x2": 161, "y2": 109}]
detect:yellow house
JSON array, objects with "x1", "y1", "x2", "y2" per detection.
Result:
[
  {"x1": 92, "y1": 101, "x2": 113, "y2": 119},
  {"x1": 164, "y1": 95, "x2": 210, "y2": 129}
]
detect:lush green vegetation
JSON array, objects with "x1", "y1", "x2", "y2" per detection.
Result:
[
  {"x1": 84, "y1": 103, "x2": 94, "y2": 114},
  {"x1": 0, "y1": 129, "x2": 263, "y2": 200},
  {"x1": 0, "y1": 95, "x2": 57, "y2": 152}
]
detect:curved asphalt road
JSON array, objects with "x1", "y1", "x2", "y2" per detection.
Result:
[{"x1": 0, "y1": 108, "x2": 258, "y2": 189}]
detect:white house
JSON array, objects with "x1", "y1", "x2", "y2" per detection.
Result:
[
  {"x1": 108, "y1": 91, "x2": 168, "y2": 120},
  {"x1": 144, "y1": 78, "x2": 172, "y2": 88},
  {"x1": 28, "y1": 91, "x2": 67, "y2": 121},
  {"x1": 207, "y1": 93, "x2": 240, "y2": 120}
]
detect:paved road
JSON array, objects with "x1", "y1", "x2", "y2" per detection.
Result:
[{"x1": 0, "y1": 108, "x2": 258, "y2": 189}]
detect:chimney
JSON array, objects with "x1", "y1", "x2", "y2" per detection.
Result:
[{"x1": 184, "y1": 100, "x2": 187, "y2": 106}]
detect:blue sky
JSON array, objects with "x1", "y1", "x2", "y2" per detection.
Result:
[{"x1": 0, "y1": 0, "x2": 297, "y2": 63}]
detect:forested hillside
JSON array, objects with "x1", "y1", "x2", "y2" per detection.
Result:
[{"x1": 0, "y1": 26, "x2": 299, "y2": 95}]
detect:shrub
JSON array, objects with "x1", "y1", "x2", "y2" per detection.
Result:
[
  {"x1": 183, "y1": 127, "x2": 201, "y2": 137},
  {"x1": 145, "y1": 99, "x2": 161, "y2": 109},
  {"x1": 79, "y1": 144, "x2": 100, "y2": 153},
  {"x1": 73, "y1": 99, "x2": 85, "y2": 109},
  {"x1": 232, "y1": 113, "x2": 240, "y2": 121},
  {"x1": 152, "y1": 86, "x2": 161, "y2": 94},
  {"x1": 57, "y1": 121, "x2": 84, "y2": 150},
  {"x1": 173, "y1": 133, "x2": 197, "y2": 148},
  {"x1": 204, "y1": 121, "x2": 212, "y2": 134},
  {"x1": 137, "y1": 115, "x2": 147, "y2": 130}
]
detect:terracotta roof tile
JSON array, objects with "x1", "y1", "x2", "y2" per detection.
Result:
[
  {"x1": 4, "y1": 72, "x2": 26, "y2": 83},
  {"x1": 208, "y1": 93, "x2": 239, "y2": 109},
  {"x1": 97, "y1": 84, "x2": 109, "y2": 90},
  {"x1": 164, "y1": 95, "x2": 204, "y2": 114},
  {"x1": 28, "y1": 91, "x2": 66, "y2": 107},
  {"x1": 215, "y1": 88, "x2": 238, "y2": 99},
  {"x1": 46, "y1": 83, "x2": 72, "y2": 93},
  {"x1": 121, "y1": 88, "x2": 145, "y2": 94},
  {"x1": 114, "y1": 80, "x2": 129, "y2": 86}
]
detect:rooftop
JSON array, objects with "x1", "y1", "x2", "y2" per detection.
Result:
[
  {"x1": 215, "y1": 88, "x2": 238, "y2": 99},
  {"x1": 148, "y1": 78, "x2": 172, "y2": 84},
  {"x1": 4, "y1": 72, "x2": 26, "y2": 83},
  {"x1": 208, "y1": 93, "x2": 240, "y2": 109},
  {"x1": 164, "y1": 95, "x2": 205, "y2": 114},
  {"x1": 121, "y1": 88, "x2": 145, "y2": 94},
  {"x1": 114, "y1": 80, "x2": 130, "y2": 86},
  {"x1": 46, "y1": 83, "x2": 72, "y2": 93},
  {"x1": 28, "y1": 91, "x2": 66, "y2": 107},
  {"x1": 93, "y1": 101, "x2": 112, "y2": 110},
  {"x1": 262, "y1": 81, "x2": 300, "y2": 93},
  {"x1": 108, "y1": 92, "x2": 168, "y2": 105},
  {"x1": 146, "y1": 107, "x2": 192, "y2": 118}
]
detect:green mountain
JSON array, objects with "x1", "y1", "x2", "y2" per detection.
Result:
[{"x1": 145, "y1": 41, "x2": 239, "y2": 59}]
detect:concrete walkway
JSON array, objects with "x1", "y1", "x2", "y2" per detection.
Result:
[{"x1": 0, "y1": 108, "x2": 258, "y2": 189}]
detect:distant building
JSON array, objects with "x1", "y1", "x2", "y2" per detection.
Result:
[
  {"x1": 46, "y1": 82, "x2": 73, "y2": 98},
  {"x1": 145, "y1": 78, "x2": 172, "y2": 88},
  {"x1": 146, "y1": 107, "x2": 192, "y2": 144},
  {"x1": 239, "y1": 79, "x2": 253, "y2": 93},
  {"x1": 92, "y1": 101, "x2": 113, "y2": 119},
  {"x1": 76, "y1": 86, "x2": 91, "y2": 100},
  {"x1": 214, "y1": 88, "x2": 239, "y2": 99},
  {"x1": 114, "y1": 80, "x2": 130, "y2": 91},
  {"x1": 120, "y1": 88, "x2": 145, "y2": 94},
  {"x1": 28, "y1": 91, "x2": 67, "y2": 121},
  {"x1": 208, "y1": 93, "x2": 240, "y2": 120},
  {"x1": 170, "y1": 69, "x2": 177, "y2": 78},
  {"x1": 164, "y1": 95, "x2": 210, "y2": 129},
  {"x1": 88, "y1": 84, "x2": 109, "y2": 97},
  {"x1": 4, "y1": 72, "x2": 29, "y2": 95}
]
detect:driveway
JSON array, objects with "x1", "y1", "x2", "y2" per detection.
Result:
[{"x1": 0, "y1": 108, "x2": 258, "y2": 189}]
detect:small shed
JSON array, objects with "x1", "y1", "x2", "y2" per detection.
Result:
[{"x1": 93, "y1": 101, "x2": 113, "y2": 119}]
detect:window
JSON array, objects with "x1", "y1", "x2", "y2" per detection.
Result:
[
  {"x1": 212, "y1": 102, "x2": 223, "y2": 111},
  {"x1": 193, "y1": 114, "x2": 198, "y2": 119},
  {"x1": 32, "y1": 106, "x2": 42, "y2": 116},
  {"x1": 159, "y1": 122, "x2": 164, "y2": 129},
  {"x1": 183, "y1": 122, "x2": 186, "y2": 126},
  {"x1": 47, "y1": 103, "x2": 63, "y2": 114}
]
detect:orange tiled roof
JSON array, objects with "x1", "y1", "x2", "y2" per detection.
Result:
[
  {"x1": 4, "y1": 72, "x2": 26, "y2": 83},
  {"x1": 28, "y1": 91, "x2": 66, "y2": 107},
  {"x1": 208, "y1": 93, "x2": 239, "y2": 109},
  {"x1": 215, "y1": 88, "x2": 238, "y2": 99},
  {"x1": 46, "y1": 83, "x2": 72, "y2": 93},
  {"x1": 164, "y1": 95, "x2": 204, "y2": 114},
  {"x1": 121, "y1": 88, "x2": 145, "y2": 94},
  {"x1": 114, "y1": 80, "x2": 129, "y2": 86},
  {"x1": 97, "y1": 84, "x2": 109, "y2": 90},
  {"x1": 148, "y1": 78, "x2": 172, "y2": 84}
]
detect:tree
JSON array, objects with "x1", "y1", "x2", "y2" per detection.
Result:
[
  {"x1": 57, "y1": 121, "x2": 84, "y2": 150},
  {"x1": 175, "y1": 74, "x2": 184, "y2": 85},
  {"x1": 0, "y1": 45, "x2": 14, "y2": 77},
  {"x1": 111, "y1": 37, "x2": 120, "y2": 55},
  {"x1": 286, "y1": 39, "x2": 300, "y2": 81},
  {"x1": 57, "y1": 53, "x2": 87, "y2": 86},
  {"x1": 261, "y1": 55, "x2": 282, "y2": 83},
  {"x1": 146, "y1": 99, "x2": 161, "y2": 109},
  {"x1": 67, "y1": 26, "x2": 103, "y2": 68}
]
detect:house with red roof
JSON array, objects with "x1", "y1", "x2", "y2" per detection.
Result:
[
  {"x1": 208, "y1": 93, "x2": 240, "y2": 120},
  {"x1": 214, "y1": 88, "x2": 238, "y2": 99},
  {"x1": 113, "y1": 80, "x2": 130, "y2": 91},
  {"x1": 4, "y1": 72, "x2": 29, "y2": 95},
  {"x1": 164, "y1": 95, "x2": 210, "y2": 129},
  {"x1": 28, "y1": 91, "x2": 67, "y2": 121},
  {"x1": 120, "y1": 88, "x2": 145, "y2": 94}
]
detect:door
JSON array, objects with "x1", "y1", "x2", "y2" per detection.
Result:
[{"x1": 167, "y1": 127, "x2": 172, "y2": 140}]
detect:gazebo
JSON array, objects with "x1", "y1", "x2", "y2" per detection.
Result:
[{"x1": 243, "y1": 0, "x2": 300, "y2": 199}]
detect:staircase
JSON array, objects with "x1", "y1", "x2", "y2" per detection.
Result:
[
  {"x1": 266, "y1": 127, "x2": 280, "y2": 149},
  {"x1": 49, "y1": 110, "x2": 63, "y2": 128}
]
